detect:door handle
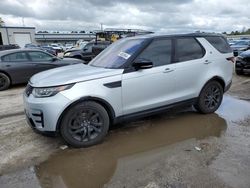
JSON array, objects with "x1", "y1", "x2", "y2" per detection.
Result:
[
  {"x1": 204, "y1": 60, "x2": 212, "y2": 64},
  {"x1": 5, "y1": 65, "x2": 11, "y2": 67},
  {"x1": 163, "y1": 68, "x2": 174, "y2": 73}
]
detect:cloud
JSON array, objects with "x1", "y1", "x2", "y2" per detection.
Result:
[{"x1": 0, "y1": 0, "x2": 249, "y2": 33}]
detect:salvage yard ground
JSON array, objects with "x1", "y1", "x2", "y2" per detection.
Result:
[{"x1": 0, "y1": 74, "x2": 250, "y2": 188}]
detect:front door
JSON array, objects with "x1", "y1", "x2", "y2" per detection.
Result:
[{"x1": 122, "y1": 38, "x2": 177, "y2": 115}]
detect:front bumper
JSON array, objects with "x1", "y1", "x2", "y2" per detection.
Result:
[
  {"x1": 23, "y1": 92, "x2": 71, "y2": 132},
  {"x1": 236, "y1": 61, "x2": 250, "y2": 72}
]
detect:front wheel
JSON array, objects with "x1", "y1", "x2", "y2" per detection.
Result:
[
  {"x1": 194, "y1": 81, "x2": 223, "y2": 114},
  {"x1": 60, "y1": 101, "x2": 110, "y2": 148}
]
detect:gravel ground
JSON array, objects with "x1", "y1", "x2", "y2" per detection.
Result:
[{"x1": 0, "y1": 74, "x2": 249, "y2": 188}]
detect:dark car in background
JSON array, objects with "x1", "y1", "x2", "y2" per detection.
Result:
[
  {"x1": 25, "y1": 43, "x2": 57, "y2": 56},
  {"x1": 0, "y1": 49, "x2": 84, "y2": 90},
  {"x1": 235, "y1": 50, "x2": 250, "y2": 75},
  {"x1": 231, "y1": 40, "x2": 250, "y2": 56},
  {"x1": 40, "y1": 46, "x2": 57, "y2": 56},
  {"x1": 0, "y1": 44, "x2": 20, "y2": 51},
  {"x1": 63, "y1": 41, "x2": 110, "y2": 63}
]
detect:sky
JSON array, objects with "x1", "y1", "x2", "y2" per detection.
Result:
[{"x1": 0, "y1": 0, "x2": 249, "y2": 33}]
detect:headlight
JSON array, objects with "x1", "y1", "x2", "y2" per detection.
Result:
[
  {"x1": 64, "y1": 52, "x2": 71, "y2": 56},
  {"x1": 32, "y1": 84, "x2": 74, "y2": 98},
  {"x1": 238, "y1": 48, "x2": 246, "y2": 51}
]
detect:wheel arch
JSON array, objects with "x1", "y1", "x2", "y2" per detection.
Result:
[
  {"x1": 56, "y1": 96, "x2": 116, "y2": 131},
  {"x1": 200, "y1": 76, "x2": 226, "y2": 95}
]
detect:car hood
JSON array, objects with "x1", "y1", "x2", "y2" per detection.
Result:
[
  {"x1": 231, "y1": 45, "x2": 248, "y2": 49},
  {"x1": 65, "y1": 48, "x2": 82, "y2": 53},
  {"x1": 29, "y1": 64, "x2": 124, "y2": 87},
  {"x1": 239, "y1": 50, "x2": 250, "y2": 58}
]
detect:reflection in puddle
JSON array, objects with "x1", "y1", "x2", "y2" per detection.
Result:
[
  {"x1": 36, "y1": 111, "x2": 227, "y2": 188},
  {"x1": 36, "y1": 96, "x2": 250, "y2": 188},
  {"x1": 216, "y1": 95, "x2": 250, "y2": 122}
]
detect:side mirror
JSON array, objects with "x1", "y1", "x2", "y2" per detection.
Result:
[
  {"x1": 51, "y1": 56, "x2": 58, "y2": 61},
  {"x1": 83, "y1": 48, "x2": 87, "y2": 51},
  {"x1": 133, "y1": 59, "x2": 153, "y2": 70}
]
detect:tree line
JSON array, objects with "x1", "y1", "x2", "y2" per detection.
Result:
[{"x1": 223, "y1": 28, "x2": 250, "y2": 35}]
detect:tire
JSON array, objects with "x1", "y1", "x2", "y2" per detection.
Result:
[
  {"x1": 194, "y1": 81, "x2": 223, "y2": 114},
  {"x1": 236, "y1": 70, "x2": 244, "y2": 75},
  {"x1": 60, "y1": 101, "x2": 110, "y2": 148},
  {"x1": 0, "y1": 73, "x2": 11, "y2": 91}
]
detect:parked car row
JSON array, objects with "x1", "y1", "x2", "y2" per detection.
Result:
[
  {"x1": 228, "y1": 38, "x2": 250, "y2": 56},
  {"x1": 24, "y1": 43, "x2": 76, "y2": 54},
  {"x1": 25, "y1": 43, "x2": 57, "y2": 56},
  {"x1": 64, "y1": 41, "x2": 110, "y2": 63},
  {"x1": 0, "y1": 44, "x2": 20, "y2": 51}
]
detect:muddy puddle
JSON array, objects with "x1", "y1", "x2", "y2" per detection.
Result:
[
  {"x1": 35, "y1": 95, "x2": 250, "y2": 188},
  {"x1": 36, "y1": 97, "x2": 250, "y2": 188}
]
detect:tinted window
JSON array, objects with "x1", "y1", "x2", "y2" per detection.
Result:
[
  {"x1": 205, "y1": 36, "x2": 232, "y2": 53},
  {"x1": 136, "y1": 39, "x2": 172, "y2": 67},
  {"x1": 28, "y1": 51, "x2": 52, "y2": 61},
  {"x1": 2, "y1": 52, "x2": 28, "y2": 62},
  {"x1": 175, "y1": 38, "x2": 204, "y2": 62}
]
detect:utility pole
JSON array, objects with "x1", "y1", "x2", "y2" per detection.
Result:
[
  {"x1": 100, "y1": 23, "x2": 103, "y2": 31},
  {"x1": 22, "y1": 17, "x2": 25, "y2": 27}
]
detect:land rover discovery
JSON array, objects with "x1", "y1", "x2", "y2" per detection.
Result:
[{"x1": 23, "y1": 33, "x2": 234, "y2": 147}]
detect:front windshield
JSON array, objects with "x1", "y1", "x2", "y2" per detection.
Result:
[{"x1": 89, "y1": 38, "x2": 145, "y2": 69}]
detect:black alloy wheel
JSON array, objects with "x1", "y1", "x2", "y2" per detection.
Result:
[
  {"x1": 0, "y1": 73, "x2": 10, "y2": 91},
  {"x1": 194, "y1": 81, "x2": 223, "y2": 114},
  {"x1": 60, "y1": 101, "x2": 109, "y2": 147}
]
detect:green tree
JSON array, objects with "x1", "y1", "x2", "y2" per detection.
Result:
[{"x1": 0, "y1": 17, "x2": 4, "y2": 26}]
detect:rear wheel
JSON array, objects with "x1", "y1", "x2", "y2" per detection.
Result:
[
  {"x1": 194, "y1": 81, "x2": 223, "y2": 114},
  {"x1": 0, "y1": 73, "x2": 11, "y2": 91},
  {"x1": 60, "y1": 101, "x2": 110, "y2": 147}
]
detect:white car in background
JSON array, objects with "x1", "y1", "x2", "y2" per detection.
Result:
[{"x1": 65, "y1": 43, "x2": 74, "y2": 50}]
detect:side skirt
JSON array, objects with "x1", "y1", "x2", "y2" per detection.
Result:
[{"x1": 114, "y1": 98, "x2": 198, "y2": 124}]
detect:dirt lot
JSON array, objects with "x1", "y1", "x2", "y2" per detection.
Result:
[{"x1": 0, "y1": 75, "x2": 250, "y2": 188}]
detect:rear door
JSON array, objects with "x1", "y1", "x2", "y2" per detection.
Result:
[
  {"x1": 172, "y1": 37, "x2": 207, "y2": 101},
  {"x1": 122, "y1": 38, "x2": 177, "y2": 115}
]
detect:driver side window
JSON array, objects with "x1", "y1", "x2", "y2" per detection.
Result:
[
  {"x1": 135, "y1": 39, "x2": 172, "y2": 67},
  {"x1": 28, "y1": 51, "x2": 53, "y2": 61}
]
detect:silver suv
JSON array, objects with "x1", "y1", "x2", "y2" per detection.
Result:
[{"x1": 23, "y1": 33, "x2": 234, "y2": 147}]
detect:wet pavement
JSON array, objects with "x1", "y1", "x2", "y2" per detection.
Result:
[
  {"x1": 7, "y1": 96, "x2": 250, "y2": 188},
  {"x1": 1, "y1": 94, "x2": 250, "y2": 188}
]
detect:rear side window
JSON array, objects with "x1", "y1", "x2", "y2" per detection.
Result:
[
  {"x1": 175, "y1": 38, "x2": 204, "y2": 62},
  {"x1": 136, "y1": 39, "x2": 172, "y2": 67},
  {"x1": 2, "y1": 52, "x2": 29, "y2": 62},
  {"x1": 205, "y1": 36, "x2": 232, "y2": 53}
]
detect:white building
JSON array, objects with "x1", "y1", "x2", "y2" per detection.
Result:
[{"x1": 0, "y1": 26, "x2": 36, "y2": 48}]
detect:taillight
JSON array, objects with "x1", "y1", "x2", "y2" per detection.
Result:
[{"x1": 226, "y1": 56, "x2": 235, "y2": 63}]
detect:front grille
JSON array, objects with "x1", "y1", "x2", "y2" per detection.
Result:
[{"x1": 25, "y1": 84, "x2": 33, "y2": 97}]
